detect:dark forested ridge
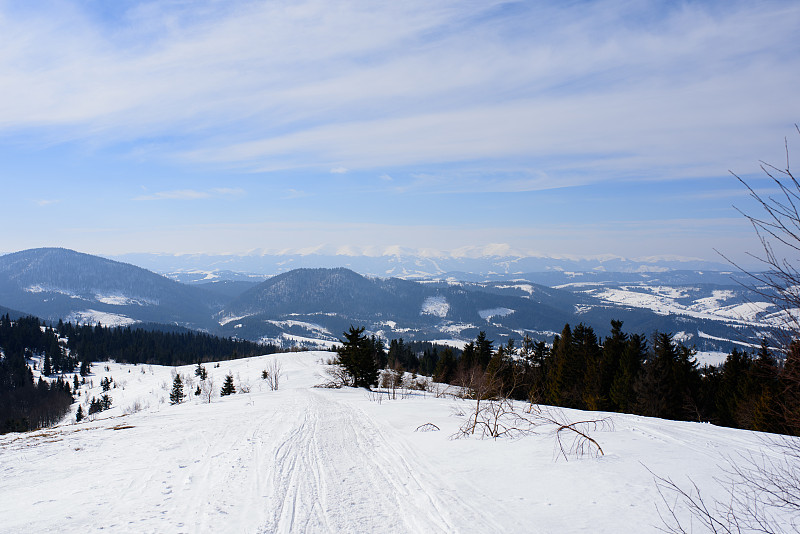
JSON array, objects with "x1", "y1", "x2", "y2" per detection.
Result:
[{"x1": 0, "y1": 314, "x2": 277, "y2": 434}]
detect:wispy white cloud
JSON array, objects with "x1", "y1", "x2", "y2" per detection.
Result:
[
  {"x1": 0, "y1": 0, "x2": 796, "y2": 189},
  {"x1": 35, "y1": 199, "x2": 61, "y2": 207},
  {"x1": 1, "y1": 1, "x2": 798, "y2": 261},
  {"x1": 133, "y1": 188, "x2": 244, "y2": 201}
]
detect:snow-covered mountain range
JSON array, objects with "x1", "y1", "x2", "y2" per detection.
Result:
[
  {"x1": 114, "y1": 248, "x2": 732, "y2": 281},
  {"x1": 0, "y1": 248, "x2": 784, "y2": 354}
]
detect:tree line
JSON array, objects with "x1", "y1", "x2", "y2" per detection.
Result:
[
  {"x1": 55, "y1": 319, "x2": 276, "y2": 366},
  {"x1": 338, "y1": 320, "x2": 798, "y2": 435}
]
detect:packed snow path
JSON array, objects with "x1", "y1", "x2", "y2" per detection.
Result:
[
  {"x1": 261, "y1": 389, "x2": 499, "y2": 533},
  {"x1": 1, "y1": 351, "x2": 795, "y2": 533}
]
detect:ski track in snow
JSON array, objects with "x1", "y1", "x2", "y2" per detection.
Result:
[{"x1": 262, "y1": 391, "x2": 466, "y2": 533}]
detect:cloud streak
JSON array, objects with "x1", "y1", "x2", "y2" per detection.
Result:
[{"x1": 0, "y1": 1, "x2": 796, "y2": 188}]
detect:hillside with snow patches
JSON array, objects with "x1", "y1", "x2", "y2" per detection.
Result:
[
  {"x1": 1, "y1": 351, "x2": 796, "y2": 533},
  {"x1": 0, "y1": 249, "x2": 785, "y2": 356}
]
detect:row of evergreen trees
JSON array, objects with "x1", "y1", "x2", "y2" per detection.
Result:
[
  {"x1": 55, "y1": 320, "x2": 276, "y2": 366},
  {"x1": 344, "y1": 321, "x2": 798, "y2": 435}
]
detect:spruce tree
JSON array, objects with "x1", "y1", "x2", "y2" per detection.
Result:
[
  {"x1": 433, "y1": 348, "x2": 456, "y2": 383},
  {"x1": 75, "y1": 405, "x2": 84, "y2": 423},
  {"x1": 609, "y1": 334, "x2": 646, "y2": 412},
  {"x1": 170, "y1": 374, "x2": 185, "y2": 405},
  {"x1": 220, "y1": 374, "x2": 236, "y2": 396},
  {"x1": 195, "y1": 363, "x2": 208, "y2": 381},
  {"x1": 336, "y1": 326, "x2": 379, "y2": 389},
  {"x1": 546, "y1": 324, "x2": 573, "y2": 406}
]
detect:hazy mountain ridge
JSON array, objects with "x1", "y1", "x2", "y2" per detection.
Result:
[
  {"x1": 114, "y1": 250, "x2": 732, "y2": 281},
  {"x1": 0, "y1": 248, "x2": 222, "y2": 329},
  {"x1": 0, "y1": 248, "x2": 779, "y2": 352}
]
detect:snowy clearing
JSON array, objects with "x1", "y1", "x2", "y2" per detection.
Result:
[
  {"x1": 94, "y1": 293, "x2": 159, "y2": 306},
  {"x1": 478, "y1": 307, "x2": 515, "y2": 321},
  {"x1": 0, "y1": 351, "x2": 795, "y2": 533},
  {"x1": 64, "y1": 309, "x2": 139, "y2": 327},
  {"x1": 587, "y1": 286, "x2": 779, "y2": 328},
  {"x1": 420, "y1": 296, "x2": 449, "y2": 318}
]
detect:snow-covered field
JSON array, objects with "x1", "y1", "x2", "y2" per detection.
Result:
[
  {"x1": 1, "y1": 351, "x2": 794, "y2": 533},
  {"x1": 584, "y1": 286, "x2": 779, "y2": 328}
]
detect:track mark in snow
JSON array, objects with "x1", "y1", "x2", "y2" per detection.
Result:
[{"x1": 261, "y1": 390, "x2": 496, "y2": 534}]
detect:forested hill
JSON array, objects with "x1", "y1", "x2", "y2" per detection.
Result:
[
  {"x1": 0, "y1": 247, "x2": 221, "y2": 328},
  {"x1": 0, "y1": 314, "x2": 277, "y2": 434}
]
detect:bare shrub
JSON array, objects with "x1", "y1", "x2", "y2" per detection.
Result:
[
  {"x1": 365, "y1": 389, "x2": 384, "y2": 404},
  {"x1": 452, "y1": 397, "x2": 612, "y2": 460},
  {"x1": 528, "y1": 405, "x2": 612, "y2": 461},
  {"x1": 123, "y1": 399, "x2": 147, "y2": 415},
  {"x1": 653, "y1": 436, "x2": 800, "y2": 533},
  {"x1": 200, "y1": 376, "x2": 216, "y2": 404},
  {"x1": 320, "y1": 362, "x2": 351, "y2": 388},
  {"x1": 183, "y1": 375, "x2": 194, "y2": 393},
  {"x1": 655, "y1": 128, "x2": 800, "y2": 534},
  {"x1": 263, "y1": 359, "x2": 283, "y2": 391}
]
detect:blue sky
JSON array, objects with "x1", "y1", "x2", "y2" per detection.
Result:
[{"x1": 1, "y1": 0, "x2": 799, "y2": 266}]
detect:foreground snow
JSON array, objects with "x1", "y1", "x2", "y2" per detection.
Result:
[{"x1": 0, "y1": 351, "x2": 793, "y2": 533}]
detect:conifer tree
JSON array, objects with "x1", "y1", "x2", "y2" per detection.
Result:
[
  {"x1": 336, "y1": 326, "x2": 378, "y2": 389},
  {"x1": 170, "y1": 373, "x2": 185, "y2": 405},
  {"x1": 546, "y1": 324, "x2": 573, "y2": 406},
  {"x1": 43, "y1": 353, "x2": 52, "y2": 376},
  {"x1": 475, "y1": 331, "x2": 494, "y2": 370},
  {"x1": 195, "y1": 363, "x2": 208, "y2": 381},
  {"x1": 609, "y1": 333, "x2": 646, "y2": 412},
  {"x1": 433, "y1": 348, "x2": 456, "y2": 384},
  {"x1": 220, "y1": 374, "x2": 236, "y2": 396},
  {"x1": 75, "y1": 405, "x2": 84, "y2": 423},
  {"x1": 88, "y1": 397, "x2": 102, "y2": 415}
]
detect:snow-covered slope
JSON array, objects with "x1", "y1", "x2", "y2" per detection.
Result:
[{"x1": 1, "y1": 352, "x2": 795, "y2": 533}]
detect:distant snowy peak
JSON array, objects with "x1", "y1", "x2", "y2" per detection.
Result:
[{"x1": 114, "y1": 249, "x2": 731, "y2": 281}]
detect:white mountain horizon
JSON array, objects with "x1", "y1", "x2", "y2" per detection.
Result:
[{"x1": 103, "y1": 243, "x2": 714, "y2": 264}]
